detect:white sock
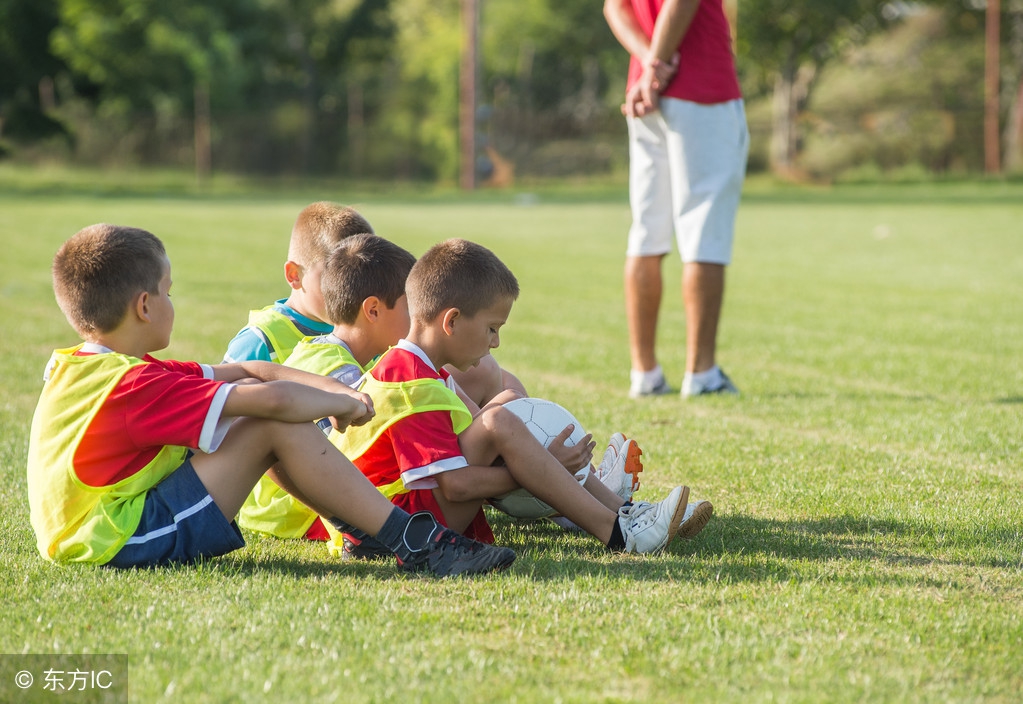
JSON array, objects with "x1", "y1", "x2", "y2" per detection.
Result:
[
  {"x1": 630, "y1": 365, "x2": 663, "y2": 391},
  {"x1": 684, "y1": 365, "x2": 722, "y2": 389}
]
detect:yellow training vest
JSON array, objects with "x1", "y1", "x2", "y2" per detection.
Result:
[
  {"x1": 245, "y1": 306, "x2": 307, "y2": 362},
  {"x1": 28, "y1": 347, "x2": 189, "y2": 564},
  {"x1": 332, "y1": 374, "x2": 473, "y2": 499},
  {"x1": 236, "y1": 337, "x2": 366, "y2": 539}
]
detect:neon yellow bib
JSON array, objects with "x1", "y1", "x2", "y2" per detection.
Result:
[
  {"x1": 236, "y1": 338, "x2": 367, "y2": 539},
  {"x1": 333, "y1": 374, "x2": 472, "y2": 499},
  {"x1": 28, "y1": 347, "x2": 189, "y2": 564},
  {"x1": 246, "y1": 306, "x2": 307, "y2": 362}
]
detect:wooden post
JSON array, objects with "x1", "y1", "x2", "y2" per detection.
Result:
[
  {"x1": 985, "y1": 0, "x2": 1001, "y2": 173},
  {"x1": 460, "y1": 0, "x2": 479, "y2": 190}
]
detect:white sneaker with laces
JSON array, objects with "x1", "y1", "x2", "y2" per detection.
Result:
[
  {"x1": 594, "y1": 433, "x2": 643, "y2": 502},
  {"x1": 676, "y1": 499, "x2": 713, "y2": 539},
  {"x1": 618, "y1": 485, "x2": 689, "y2": 554}
]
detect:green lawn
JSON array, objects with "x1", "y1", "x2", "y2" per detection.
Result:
[{"x1": 1, "y1": 177, "x2": 1021, "y2": 703}]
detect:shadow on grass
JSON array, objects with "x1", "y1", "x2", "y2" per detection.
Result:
[
  {"x1": 995, "y1": 396, "x2": 1023, "y2": 405},
  {"x1": 115, "y1": 511, "x2": 1019, "y2": 586},
  {"x1": 488, "y1": 513, "x2": 1023, "y2": 586}
]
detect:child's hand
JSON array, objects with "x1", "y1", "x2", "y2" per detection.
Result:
[
  {"x1": 547, "y1": 425, "x2": 595, "y2": 473},
  {"x1": 330, "y1": 389, "x2": 375, "y2": 431}
]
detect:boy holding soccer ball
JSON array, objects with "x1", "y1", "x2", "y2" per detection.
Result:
[
  {"x1": 282, "y1": 233, "x2": 680, "y2": 558},
  {"x1": 26, "y1": 223, "x2": 515, "y2": 577},
  {"x1": 313, "y1": 236, "x2": 696, "y2": 555}
]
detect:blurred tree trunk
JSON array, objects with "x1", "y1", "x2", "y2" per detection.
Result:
[
  {"x1": 194, "y1": 82, "x2": 211, "y2": 187},
  {"x1": 770, "y1": 59, "x2": 815, "y2": 178},
  {"x1": 1007, "y1": 77, "x2": 1023, "y2": 172}
]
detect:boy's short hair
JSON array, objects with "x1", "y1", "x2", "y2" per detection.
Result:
[
  {"x1": 290, "y1": 202, "x2": 374, "y2": 266},
  {"x1": 52, "y1": 224, "x2": 167, "y2": 337},
  {"x1": 406, "y1": 238, "x2": 519, "y2": 322},
  {"x1": 322, "y1": 234, "x2": 417, "y2": 325}
]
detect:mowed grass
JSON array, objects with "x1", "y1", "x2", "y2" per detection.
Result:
[{"x1": 1, "y1": 178, "x2": 1021, "y2": 703}]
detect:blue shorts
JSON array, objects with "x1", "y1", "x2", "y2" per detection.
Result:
[{"x1": 106, "y1": 458, "x2": 245, "y2": 568}]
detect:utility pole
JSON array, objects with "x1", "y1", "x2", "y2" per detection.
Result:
[
  {"x1": 985, "y1": 0, "x2": 1001, "y2": 173},
  {"x1": 460, "y1": 0, "x2": 479, "y2": 190}
]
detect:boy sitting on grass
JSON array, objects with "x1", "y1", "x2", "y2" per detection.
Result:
[
  {"x1": 302, "y1": 236, "x2": 693, "y2": 556},
  {"x1": 26, "y1": 223, "x2": 515, "y2": 577},
  {"x1": 224, "y1": 202, "x2": 375, "y2": 541},
  {"x1": 283, "y1": 234, "x2": 656, "y2": 557},
  {"x1": 227, "y1": 201, "x2": 527, "y2": 542}
]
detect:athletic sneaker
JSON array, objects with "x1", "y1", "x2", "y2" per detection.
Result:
[
  {"x1": 398, "y1": 523, "x2": 516, "y2": 577},
  {"x1": 629, "y1": 371, "x2": 673, "y2": 399},
  {"x1": 594, "y1": 433, "x2": 643, "y2": 501},
  {"x1": 676, "y1": 499, "x2": 713, "y2": 540},
  {"x1": 340, "y1": 533, "x2": 392, "y2": 561},
  {"x1": 618, "y1": 485, "x2": 689, "y2": 554},
  {"x1": 681, "y1": 369, "x2": 739, "y2": 398}
]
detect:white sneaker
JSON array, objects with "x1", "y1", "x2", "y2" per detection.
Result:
[
  {"x1": 618, "y1": 485, "x2": 689, "y2": 554},
  {"x1": 594, "y1": 433, "x2": 643, "y2": 501},
  {"x1": 676, "y1": 499, "x2": 713, "y2": 539},
  {"x1": 629, "y1": 369, "x2": 673, "y2": 398},
  {"x1": 681, "y1": 368, "x2": 739, "y2": 398}
]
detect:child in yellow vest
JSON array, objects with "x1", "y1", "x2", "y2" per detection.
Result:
[
  {"x1": 230, "y1": 202, "x2": 529, "y2": 541},
  {"x1": 225, "y1": 202, "x2": 373, "y2": 540},
  {"x1": 27, "y1": 223, "x2": 514, "y2": 576},
  {"x1": 302, "y1": 236, "x2": 702, "y2": 555}
]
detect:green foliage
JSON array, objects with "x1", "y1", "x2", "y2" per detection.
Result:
[
  {"x1": 0, "y1": 0, "x2": 69, "y2": 143},
  {"x1": 736, "y1": 0, "x2": 887, "y2": 86},
  {"x1": 800, "y1": 8, "x2": 988, "y2": 176}
]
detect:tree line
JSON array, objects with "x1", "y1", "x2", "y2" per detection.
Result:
[{"x1": 1, "y1": 0, "x2": 1020, "y2": 182}]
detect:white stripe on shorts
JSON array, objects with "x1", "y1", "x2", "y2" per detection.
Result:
[{"x1": 123, "y1": 495, "x2": 215, "y2": 545}]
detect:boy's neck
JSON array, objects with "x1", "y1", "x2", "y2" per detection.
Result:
[
  {"x1": 87, "y1": 332, "x2": 151, "y2": 360},
  {"x1": 404, "y1": 330, "x2": 451, "y2": 371},
  {"x1": 283, "y1": 294, "x2": 322, "y2": 323},
  {"x1": 331, "y1": 325, "x2": 381, "y2": 369}
]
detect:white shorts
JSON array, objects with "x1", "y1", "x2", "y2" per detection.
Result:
[{"x1": 626, "y1": 98, "x2": 749, "y2": 264}]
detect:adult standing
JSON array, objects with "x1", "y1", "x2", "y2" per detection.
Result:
[{"x1": 604, "y1": 0, "x2": 749, "y2": 398}]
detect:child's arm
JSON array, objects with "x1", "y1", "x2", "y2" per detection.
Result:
[{"x1": 213, "y1": 361, "x2": 374, "y2": 429}]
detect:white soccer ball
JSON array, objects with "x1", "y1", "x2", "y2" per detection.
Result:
[{"x1": 488, "y1": 397, "x2": 589, "y2": 520}]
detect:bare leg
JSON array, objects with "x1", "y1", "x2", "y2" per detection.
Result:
[
  {"x1": 460, "y1": 407, "x2": 618, "y2": 544},
  {"x1": 189, "y1": 418, "x2": 394, "y2": 536},
  {"x1": 683, "y1": 261, "x2": 725, "y2": 374},
  {"x1": 582, "y1": 473, "x2": 627, "y2": 511},
  {"x1": 625, "y1": 254, "x2": 665, "y2": 372}
]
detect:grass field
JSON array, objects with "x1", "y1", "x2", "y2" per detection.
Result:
[{"x1": 1, "y1": 175, "x2": 1021, "y2": 703}]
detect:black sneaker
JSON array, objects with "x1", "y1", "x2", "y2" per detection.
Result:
[
  {"x1": 341, "y1": 533, "x2": 392, "y2": 561},
  {"x1": 399, "y1": 525, "x2": 516, "y2": 577}
]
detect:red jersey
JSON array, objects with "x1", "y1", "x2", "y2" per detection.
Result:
[
  {"x1": 351, "y1": 341, "x2": 493, "y2": 543},
  {"x1": 626, "y1": 0, "x2": 742, "y2": 105},
  {"x1": 69, "y1": 346, "x2": 232, "y2": 487}
]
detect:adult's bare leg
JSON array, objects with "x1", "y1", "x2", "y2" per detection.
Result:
[
  {"x1": 626, "y1": 254, "x2": 666, "y2": 373},
  {"x1": 683, "y1": 261, "x2": 725, "y2": 374}
]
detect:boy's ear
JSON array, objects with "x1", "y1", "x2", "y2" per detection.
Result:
[
  {"x1": 361, "y1": 296, "x2": 382, "y2": 322},
  {"x1": 133, "y1": 291, "x2": 151, "y2": 323},
  {"x1": 284, "y1": 260, "x2": 303, "y2": 290},
  {"x1": 440, "y1": 308, "x2": 460, "y2": 336}
]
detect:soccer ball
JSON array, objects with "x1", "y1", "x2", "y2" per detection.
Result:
[{"x1": 488, "y1": 397, "x2": 589, "y2": 520}]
